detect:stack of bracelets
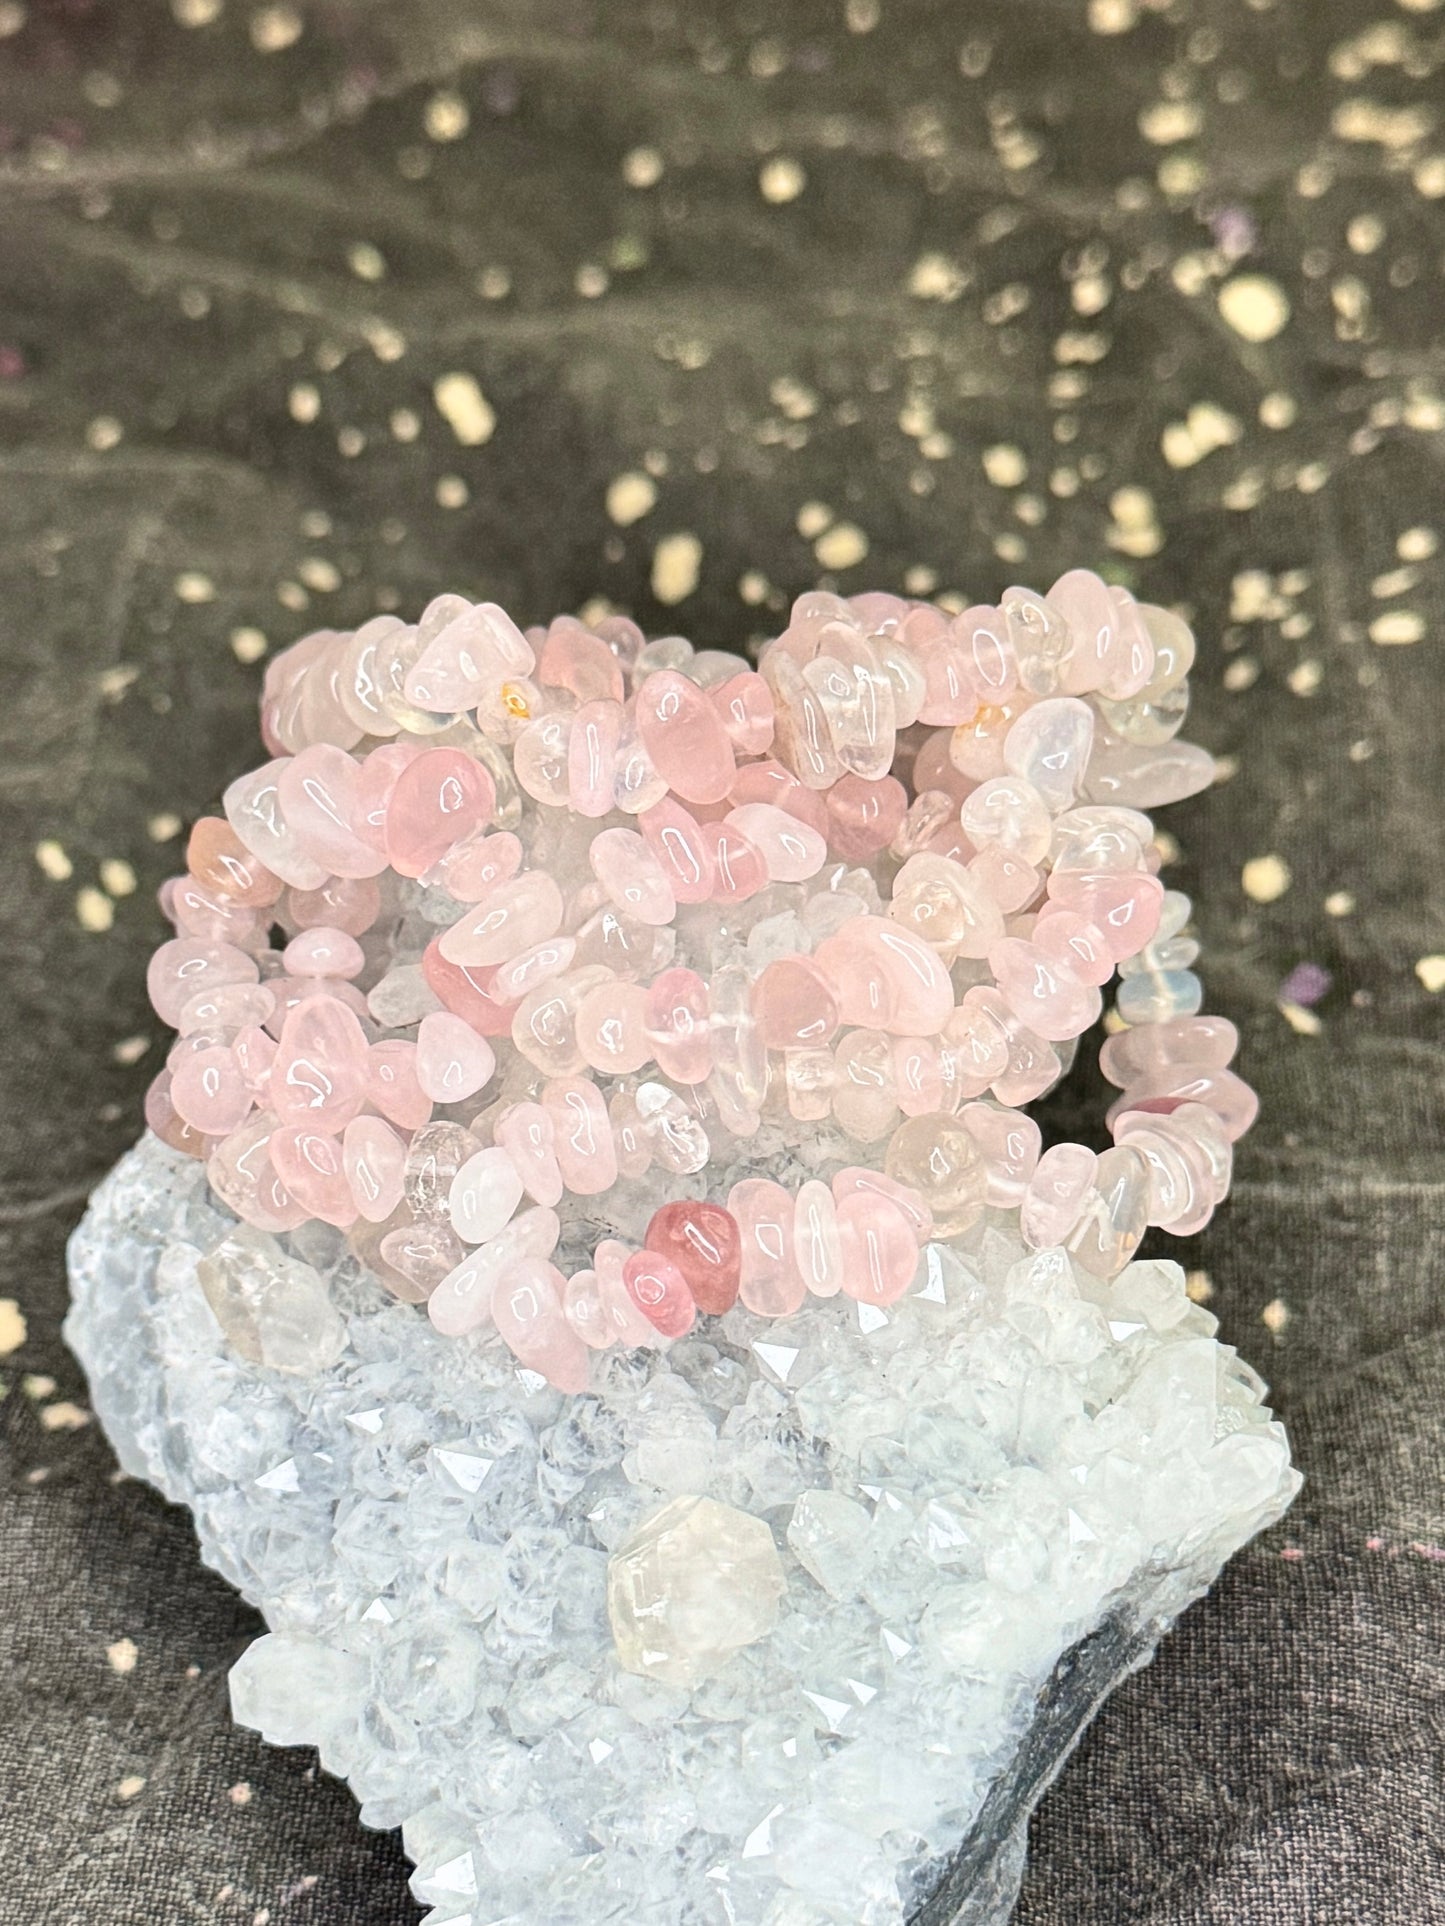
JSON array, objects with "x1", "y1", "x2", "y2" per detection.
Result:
[{"x1": 143, "y1": 570, "x2": 1254, "y2": 1392}]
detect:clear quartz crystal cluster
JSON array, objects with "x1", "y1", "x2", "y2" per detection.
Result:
[{"x1": 67, "y1": 572, "x2": 1299, "y2": 1925}]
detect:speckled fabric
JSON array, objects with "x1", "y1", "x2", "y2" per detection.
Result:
[{"x1": 0, "y1": 2, "x2": 1442, "y2": 1922}]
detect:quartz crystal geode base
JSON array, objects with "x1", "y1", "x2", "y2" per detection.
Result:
[{"x1": 67, "y1": 1132, "x2": 1297, "y2": 1926}]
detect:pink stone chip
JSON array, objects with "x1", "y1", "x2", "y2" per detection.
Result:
[
  {"x1": 439, "y1": 872, "x2": 565, "y2": 968},
  {"x1": 271, "y1": 994, "x2": 370, "y2": 1128},
  {"x1": 283, "y1": 926, "x2": 366, "y2": 979},
  {"x1": 622, "y1": 1249, "x2": 697, "y2": 1339},
  {"x1": 589, "y1": 827, "x2": 677, "y2": 924},
  {"x1": 415, "y1": 1011, "x2": 497, "y2": 1104},
  {"x1": 635, "y1": 668, "x2": 736, "y2": 805},
  {"x1": 492, "y1": 1257, "x2": 590, "y2": 1390},
  {"x1": 384, "y1": 748, "x2": 494, "y2": 878},
  {"x1": 277, "y1": 744, "x2": 389, "y2": 878},
  {"x1": 342, "y1": 1115, "x2": 406, "y2": 1222}
]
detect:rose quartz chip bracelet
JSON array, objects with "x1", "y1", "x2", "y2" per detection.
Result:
[{"x1": 143, "y1": 573, "x2": 1255, "y2": 1391}]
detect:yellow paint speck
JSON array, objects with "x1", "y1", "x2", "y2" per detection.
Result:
[
  {"x1": 1279, "y1": 1001, "x2": 1322, "y2": 1036},
  {"x1": 298, "y1": 557, "x2": 340, "y2": 593},
  {"x1": 100, "y1": 859, "x2": 137, "y2": 897},
  {"x1": 172, "y1": 0, "x2": 222, "y2": 23},
  {"x1": 1161, "y1": 402, "x2": 1242, "y2": 468},
  {"x1": 651, "y1": 532, "x2": 702, "y2": 604},
  {"x1": 113, "y1": 1036, "x2": 150, "y2": 1066},
  {"x1": 433, "y1": 373, "x2": 495, "y2": 447},
  {"x1": 249, "y1": 4, "x2": 301, "y2": 52},
  {"x1": 1218, "y1": 274, "x2": 1291, "y2": 342},
  {"x1": 229, "y1": 1780, "x2": 253, "y2": 1806},
  {"x1": 435, "y1": 475, "x2": 469, "y2": 509},
  {"x1": 759, "y1": 156, "x2": 806, "y2": 203},
  {"x1": 982, "y1": 444, "x2": 1027, "y2": 487},
  {"x1": 1088, "y1": 0, "x2": 1137, "y2": 30},
  {"x1": 1325, "y1": 890, "x2": 1355, "y2": 917},
  {"x1": 346, "y1": 241, "x2": 386, "y2": 282},
  {"x1": 1242, "y1": 854, "x2": 1291, "y2": 904},
  {"x1": 0, "y1": 1299, "x2": 27, "y2": 1354},
  {"x1": 116, "y1": 1775, "x2": 146, "y2": 1802},
  {"x1": 814, "y1": 522, "x2": 869, "y2": 570},
  {"x1": 35, "y1": 840, "x2": 72, "y2": 881},
  {"x1": 1107, "y1": 485, "x2": 1161, "y2": 557},
  {"x1": 77, "y1": 887, "x2": 115, "y2": 932},
  {"x1": 1185, "y1": 1269, "x2": 1213, "y2": 1303},
  {"x1": 86, "y1": 416, "x2": 123, "y2": 452},
  {"x1": 1140, "y1": 99, "x2": 1203, "y2": 144},
  {"x1": 1416, "y1": 955, "x2": 1445, "y2": 993},
  {"x1": 40, "y1": 1400, "x2": 91, "y2": 1430},
  {"x1": 1397, "y1": 526, "x2": 1438, "y2": 561},
  {"x1": 796, "y1": 501, "x2": 833, "y2": 539},
  {"x1": 424, "y1": 90, "x2": 469, "y2": 141},
  {"x1": 288, "y1": 382, "x2": 320, "y2": 424},
  {"x1": 1414, "y1": 155, "x2": 1445, "y2": 198},
  {"x1": 1286, "y1": 659, "x2": 1322, "y2": 696},
  {"x1": 1369, "y1": 610, "x2": 1425, "y2": 645},
  {"x1": 1262, "y1": 1298, "x2": 1290, "y2": 1335},
  {"x1": 231, "y1": 626, "x2": 268, "y2": 664},
  {"x1": 23, "y1": 1374, "x2": 55, "y2": 1399},
  {"x1": 1259, "y1": 392, "x2": 1297, "y2": 429},
  {"x1": 606, "y1": 472, "x2": 657, "y2": 526},
  {"x1": 107, "y1": 1638, "x2": 138, "y2": 1676},
  {"x1": 174, "y1": 571, "x2": 215, "y2": 604},
  {"x1": 622, "y1": 146, "x2": 663, "y2": 188},
  {"x1": 908, "y1": 253, "x2": 968, "y2": 301},
  {"x1": 738, "y1": 570, "x2": 771, "y2": 606},
  {"x1": 148, "y1": 813, "x2": 182, "y2": 842}
]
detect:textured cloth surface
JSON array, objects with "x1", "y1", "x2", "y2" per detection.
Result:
[{"x1": 1, "y1": 2, "x2": 1443, "y2": 1922}]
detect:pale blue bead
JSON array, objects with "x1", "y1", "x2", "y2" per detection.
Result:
[
  {"x1": 1118, "y1": 935, "x2": 1201, "y2": 978},
  {"x1": 1116, "y1": 969, "x2": 1203, "y2": 1025}
]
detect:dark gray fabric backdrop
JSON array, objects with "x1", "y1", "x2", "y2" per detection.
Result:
[{"x1": 1, "y1": 1, "x2": 1443, "y2": 1920}]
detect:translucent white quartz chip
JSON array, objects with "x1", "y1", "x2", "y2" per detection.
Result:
[
  {"x1": 196, "y1": 1226, "x2": 347, "y2": 1374},
  {"x1": 607, "y1": 1494, "x2": 786, "y2": 1687}
]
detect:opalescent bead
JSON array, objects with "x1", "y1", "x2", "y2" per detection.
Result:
[
  {"x1": 709, "y1": 671, "x2": 775, "y2": 754},
  {"x1": 729, "y1": 1179, "x2": 806, "y2": 1317},
  {"x1": 751, "y1": 957, "x2": 839, "y2": 1050},
  {"x1": 644, "y1": 1202, "x2": 742, "y2": 1316},
  {"x1": 544, "y1": 1076, "x2": 618, "y2": 1194},
  {"x1": 449, "y1": 1144, "x2": 525, "y2": 1244},
  {"x1": 170, "y1": 1045, "x2": 253, "y2": 1137},
  {"x1": 439, "y1": 872, "x2": 565, "y2": 968},
  {"x1": 223, "y1": 761, "x2": 329, "y2": 891},
  {"x1": 493, "y1": 1258, "x2": 590, "y2": 1391},
  {"x1": 724, "y1": 803, "x2": 827, "y2": 882},
  {"x1": 568, "y1": 700, "x2": 624, "y2": 818},
  {"x1": 365, "y1": 1040, "x2": 433, "y2": 1129},
  {"x1": 793, "y1": 1179, "x2": 844, "y2": 1297},
  {"x1": 278, "y1": 744, "x2": 389, "y2": 878},
  {"x1": 1115, "y1": 968, "x2": 1204, "y2": 1026},
  {"x1": 635, "y1": 668, "x2": 736, "y2": 805},
  {"x1": 415, "y1": 1010, "x2": 497, "y2": 1104},
  {"x1": 270, "y1": 1124, "x2": 357, "y2": 1228},
  {"x1": 835, "y1": 1189, "x2": 918, "y2": 1305},
  {"x1": 623, "y1": 1249, "x2": 697, "y2": 1339},
  {"x1": 589, "y1": 827, "x2": 676, "y2": 925},
  {"x1": 342, "y1": 1115, "x2": 406, "y2": 1223},
  {"x1": 271, "y1": 994, "x2": 369, "y2": 1128},
  {"x1": 884, "y1": 1113, "x2": 988, "y2": 1236},
  {"x1": 283, "y1": 926, "x2": 365, "y2": 979},
  {"x1": 187, "y1": 817, "x2": 284, "y2": 908},
  {"x1": 384, "y1": 747, "x2": 495, "y2": 877}
]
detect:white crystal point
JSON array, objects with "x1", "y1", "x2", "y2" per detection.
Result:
[
  {"x1": 196, "y1": 1224, "x2": 347, "y2": 1374},
  {"x1": 607, "y1": 1493, "x2": 786, "y2": 1686},
  {"x1": 65, "y1": 1135, "x2": 1299, "y2": 1926}
]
